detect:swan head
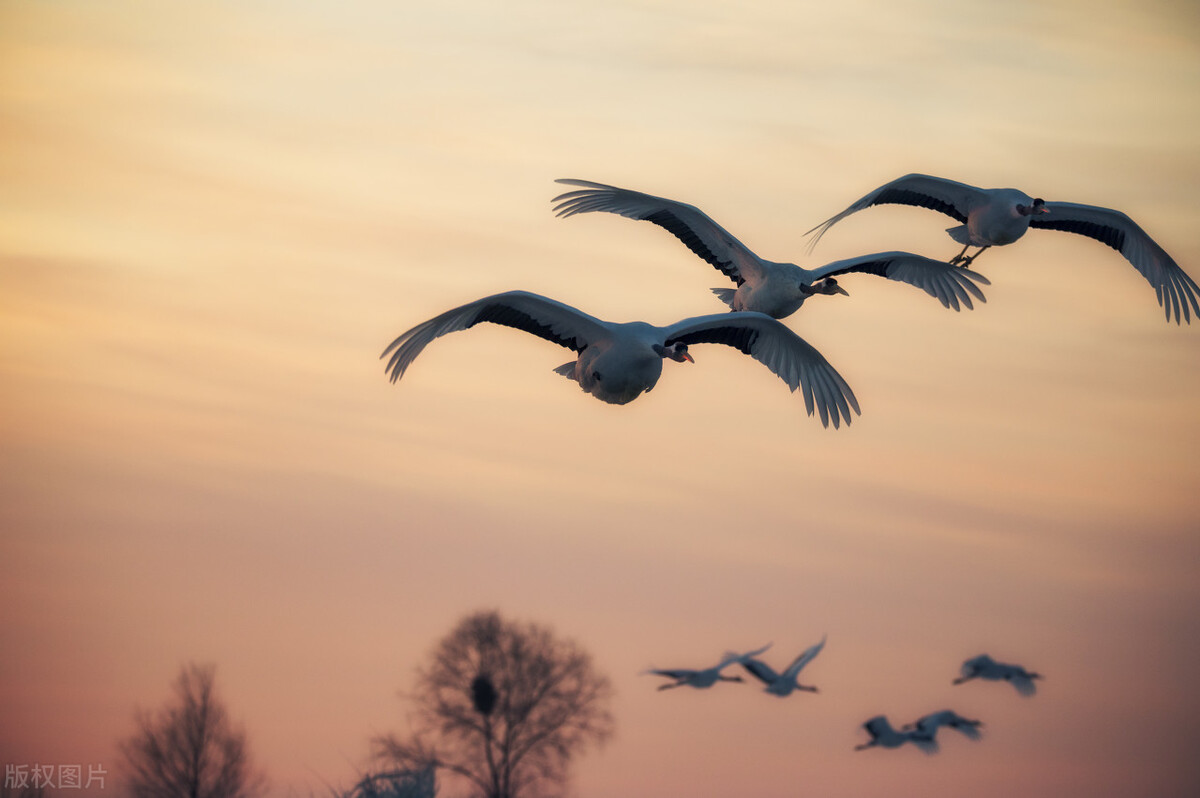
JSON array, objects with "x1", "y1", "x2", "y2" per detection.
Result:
[
  {"x1": 802, "y1": 278, "x2": 849, "y2": 297},
  {"x1": 1018, "y1": 197, "x2": 1047, "y2": 216},
  {"x1": 655, "y1": 342, "x2": 694, "y2": 363},
  {"x1": 819, "y1": 277, "x2": 850, "y2": 296}
]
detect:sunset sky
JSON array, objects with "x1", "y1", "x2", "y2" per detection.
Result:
[{"x1": 3, "y1": 1, "x2": 1199, "y2": 797}]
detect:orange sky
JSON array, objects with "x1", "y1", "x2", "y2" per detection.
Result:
[{"x1": 3, "y1": 2, "x2": 1199, "y2": 797}]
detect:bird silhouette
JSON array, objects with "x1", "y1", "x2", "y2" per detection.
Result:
[
  {"x1": 740, "y1": 636, "x2": 826, "y2": 696},
  {"x1": 953, "y1": 654, "x2": 1042, "y2": 696},
  {"x1": 854, "y1": 715, "x2": 938, "y2": 753},
  {"x1": 644, "y1": 644, "x2": 773, "y2": 690},
  {"x1": 382, "y1": 290, "x2": 860, "y2": 427},
  {"x1": 805, "y1": 173, "x2": 1198, "y2": 323},
  {"x1": 904, "y1": 709, "x2": 983, "y2": 741},
  {"x1": 552, "y1": 179, "x2": 990, "y2": 318}
]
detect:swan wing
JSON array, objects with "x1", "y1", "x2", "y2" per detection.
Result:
[
  {"x1": 862, "y1": 716, "x2": 890, "y2": 740},
  {"x1": 382, "y1": 290, "x2": 610, "y2": 383},
  {"x1": 1006, "y1": 669, "x2": 1039, "y2": 696},
  {"x1": 805, "y1": 174, "x2": 983, "y2": 252},
  {"x1": 1031, "y1": 201, "x2": 1198, "y2": 324},
  {"x1": 662, "y1": 312, "x2": 861, "y2": 428},
  {"x1": 809, "y1": 251, "x2": 989, "y2": 310},
  {"x1": 960, "y1": 653, "x2": 992, "y2": 678},
  {"x1": 741, "y1": 658, "x2": 780, "y2": 685},
  {"x1": 554, "y1": 178, "x2": 767, "y2": 284},
  {"x1": 715, "y1": 642, "x2": 773, "y2": 671},
  {"x1": 784, "y1": 635, "x2": 827, "y2": 678}
]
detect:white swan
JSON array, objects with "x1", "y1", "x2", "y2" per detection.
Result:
[
  {"x1": 644, "y1": 644, "x2": 772, "y2": 690},
  {"x1": 805, "y1": 173, "x2": 1198, "y2": 323},
  {"x1": 953, "y1": 654, "x2": 1042, "y2": 696},
  {"x1": 553, "y1": 179, "x2": 990, "y2": 318},
  {"x1": 382, "y1": 290, "x2": 860, "y2": 427},
  {"x1": 740, "y1": 636, "x2": 826, "y2": 696},
  {"x1": 854, "y1": 716, "x2": 938, "y2": 754},
  {"x1": 904, "y1": 709, "x2": 983, "y2": 740}
]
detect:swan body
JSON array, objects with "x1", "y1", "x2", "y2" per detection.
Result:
[
  {"x1": 553, "y1": 179, "x2": 990, "y2": 317},
  {"x1": 382, "y1": 290, "x2": 860, "y2": 427},
  {"x1": 741, "y1": 635, "x2": 826, "y2": 696},
  {"x1": 805, "y1": 173, "x2": 1199, "y2": 323},
  {"x1": 854, "y1": 716, "x2": 938, "y2": 753},
  {"x1": 953, "y1": 654, "x2": 1042, "y2": 696},
  {"x1": 644, "y1": 644, "x2": 772, "y2": 690},
  {"x1": 905, "y1": 710, "x2": 983, "y2": 741}
]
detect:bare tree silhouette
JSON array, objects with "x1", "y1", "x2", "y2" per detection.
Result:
[
  {"x1": 119, "y1": 663, "x2": 266, "y2": 798},
  {"x1": 375, "y1": 610, "x2": 614, "y2": 798}
]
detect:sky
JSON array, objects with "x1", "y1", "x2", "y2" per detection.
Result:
[{"x1": 2, "y1": 1, "x2": 1199, "y2": 796}]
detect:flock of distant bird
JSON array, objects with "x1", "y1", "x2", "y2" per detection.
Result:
[
  {"x1": 643, "y1": 640, "x2": 1042, "y2": 754},
  {"x1": 383, "y1": 173, "x2": 1197, "y2": 425}
]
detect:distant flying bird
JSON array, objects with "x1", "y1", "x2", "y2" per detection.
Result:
[
  {"x1": 381, "y1": 290, "x2": 860, "y2": 427},
  {"x1": 804, "y1": 173, "x2": 1199, "y2": 324},
  {"x1": 953, "y1": 654, "x2": 1043, "y2": 696},
  {"x1": 741, "y1": 635, "x2": 826, "y2": 696},
  {"x1": 904, "y1": 710, "x2": 983, "y2": 741},
  {"x1": 644, "y1": 644, "x2": 773, "y2": 691},
  {"x1": 552, "y1": 179, "x2": 990, "y2": 318},
  {"x1": 854, "y1": 716, "x2": 938, "y2": 754}
]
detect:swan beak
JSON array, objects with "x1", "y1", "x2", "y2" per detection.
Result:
[
  {"x1": 681, "y1": 352, "x2": 695, "y2": 363},
  {"x1": 833, "y1": 284, "x2": 850, "y2": 296}
]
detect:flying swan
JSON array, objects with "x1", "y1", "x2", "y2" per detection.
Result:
[
  {"x1": 805, "y1": 173, "x2": 1198, "y2": 323},
  {"x1": 552, "y1": 179, "x2": 990, "y2": 318},
  {"x1": 381, "y1": 291, "x2": 860, "y2": 427},
  {"x1": 644, "y1": 644, "x2": 773, "y2": 690}
]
